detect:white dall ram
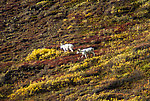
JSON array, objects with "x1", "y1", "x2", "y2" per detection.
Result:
[
  {"x1": 60, "y1": 43, "x2": 74, "y2": 52},
  {"x1": 77, "y1": 47, "x2": 95, "y2": 58}
]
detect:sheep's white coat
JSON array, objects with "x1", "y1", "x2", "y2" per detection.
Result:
[
  {"x1": 77, "y1": 47, "x2": 95, "y2": 58},
  {"x1": 60, "y1": 44, "x2": 74, "y2": 52}
]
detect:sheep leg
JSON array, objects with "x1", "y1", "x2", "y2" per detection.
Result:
[
  {"x1": 69, "y1": 47, "x2": 73, "y2": 52},
  {"x1": 81, "y1": 54, "x2": 84, "y2": 58},
  {"x1": 92, "y1": 52, "x2": 95, "y2": 56},
  {"x1": 64, "y1": 48, "x2": 67, "y2": 52},
  {"x1": 85, "y1": 54, "x2": 87, "y2": 58},
  {"x1": 65, "y1": 47, "x2": 69, "y2": 52},
  {"x1": 71, "y1": 49, "x2": 73, "y2": 52},
  {"x1": 63, "y1": 48, "x2": 66, "y2": 52}
]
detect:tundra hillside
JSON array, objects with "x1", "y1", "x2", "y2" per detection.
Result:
[{"x1": 0, "y1": 0, "x2": 150, "y2": 100}]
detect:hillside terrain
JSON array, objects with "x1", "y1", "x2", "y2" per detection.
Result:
[{"x1": 0, "y1": 0, "x2": 150, "y2": 100}]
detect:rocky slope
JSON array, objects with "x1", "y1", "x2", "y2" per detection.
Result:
[{"x1": 0, "y1": 0, "x2": 150, "y2": 100}]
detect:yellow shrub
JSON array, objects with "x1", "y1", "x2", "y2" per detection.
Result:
[
  {"x1": 69, "y1": 56, "x2": 100, "y2": 72},
  {"x1": 8, "y1": 81, "x2": 45, "y2": 99},
  {"x1": 26, "y1": 48, "x2": 61, "y2": 61},
  {"x1": 36, "y1": 0, "x2": 47, "y2": 5}
]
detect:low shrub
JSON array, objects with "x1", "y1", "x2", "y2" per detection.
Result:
[
  {"x1": 25, "y1": 48, "x2": 61, "y2": 61},
  {"x1": 141, "y1": 63, "x2": 150, "y2": 77}
]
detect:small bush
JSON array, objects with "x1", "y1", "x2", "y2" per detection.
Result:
[
  {"x1": 141, "y1": 63, "x2": 150, "y2": 76},
  {"x1": 69, "y1": 57, "x2": 99, "y2": 72},
  {"x1": 134, "y1": 10, "x2": 149, "y2": 18},
  {"x1": 25, "y1": 48, "x2": 61, "y2": 61},
  {"x1": 8, "y1": 81, "x2": 45, "y2": 100},
  {"x1": 36, "y1": 1, "x2": 48, "y2": 5}
]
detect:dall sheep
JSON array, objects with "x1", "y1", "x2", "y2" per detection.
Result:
[
  {"x1": 77, "y1": 47, "x2": 95, "y2": 58},
  {"x1": 60, "y1": 43, "x2": 74, "y2": 52}
]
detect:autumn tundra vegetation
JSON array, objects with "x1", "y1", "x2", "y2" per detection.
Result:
[{"x1": 0, "y1": 0, "x2": 150, "y2": 100}]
